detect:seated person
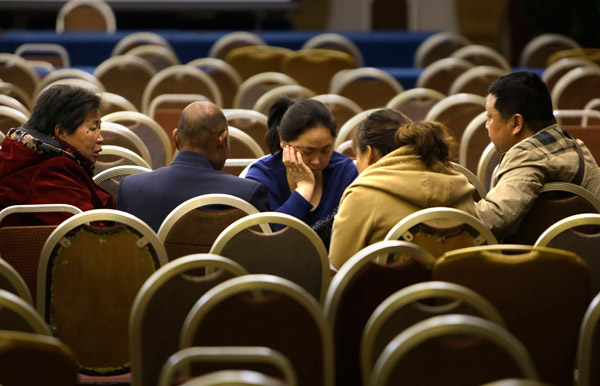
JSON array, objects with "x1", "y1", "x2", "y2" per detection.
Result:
[
  {"x1": 329, "y1": 111, "x2": 478, "y2": 269},
  {"x1": 0, "y1": 84, "x2": 115, "y2": 226},
  {"x1": 245, "y1": 98, "x2": 358, "y2": 227},
  {"x1": 476, "y1": 72, "x2": 600, "y2": 239},
  {"x1": 117, "y1": 101, "x2": 269, "y2": 232}
]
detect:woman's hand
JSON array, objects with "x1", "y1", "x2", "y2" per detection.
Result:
[{"x1": 283, "y1": 145, "x2": 315, "y2": 201}]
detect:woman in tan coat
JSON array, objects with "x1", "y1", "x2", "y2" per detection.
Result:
[{"x1": 329, "y1": 109, "x2": 478, "y2": 269}]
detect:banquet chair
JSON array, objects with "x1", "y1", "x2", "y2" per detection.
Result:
[
  {"x1": 449, "y1": 65, "x2": 508, "y2": 97},
  {"x1": 180, "y1": 274, "x2": 334, "y2": 386},
  {"x1": 302, "y1": 32, "x2": 364, "y2": 67},
  {"x1": 56, "y1": 0, "x2": 116, "y2": 33},
  {"x1": 225, "y1": 45, "x2": 292, "y2": 80},
  {"x1": 223, "y1": 109, "x2": 269, "y2": 154},
  {"x1": 361, "y1": 281, "x2": 504, "y2": 384},
  {"x1": 413, "y1": 31, "x2": 471, "y2": 68},
  {"x1": 460, "y1": 111, "x2": 492, "y2": 174},
  {"x1": 330, "y1": 67, "x2": 404, "y2": 110},
  {"x1": 0, "y1": 94, "x2": 30, "y2": 116},
  {"x1": 554, "y1": 108, "x2": 600, "y2": 127},
  {"x1": 551, "y1": 66, "x2": 600, "y2": 110},
  {"x1": 333, "y1": 109, "x2": 377, "y2": 151},
  {"x1": 253, "y1": 84, "x2": 316, "y2": 115},
  {"x1": 35, "y1": 79, "x2": 103, "y2": 105},
  {"x1": 37, "y1": 209, "x2": 167, "y2": 378},
  {"x1": 158, "y1": 347, "x2": 296, "y2": 386},
  {"x1": 541, "y1": 57, "x2": 598, "y2": 95},
  {"x1": 433, "y1": 244, "x2": 590, "y2": 386},
  {"x1": 100, "y1": 121, "x2": 152, "y2": 165},
  {"x1": 369, "y1": 315, "x2": 537, "y2": 386},
  {"x1": 0, "y1": 106, "x2": 28, "y2": 136},
  {"x1": 210, "y1": 212, "x2": 328, "y2": 302},
  {"x1": 99, "y1": 92, "x2": 138, "y2": 114},
  {"x1": 503, "y1": 182, "x2": 600, "y2": 245},
  {"x1": 520, "y1": 33, "x2": 580, "y2": 68},
  {"x1": 127, "y1": 44, "x2": 180, "y2": 72},
  {"x1": 281, "y1": 48, "x2": 357, "y2": 95},
  {"x1": 385, "y1": 87, "x2": 445, "y2": 121},
  {"x1": 449, "y1": 161, "x2": 487, "y2": 200},
  {"x1": 0, "y1": 257, "x2": 33, "y2": 304},
  {"x1": 0, "y1": 204, "x2": 82, "y2": 303},
  {"x1": 92, "y1": 165, "x2": 151, "y2": 201},
  {"x1": 94, "y1": 145, "x2": 152, "y2": 175},
  {"x1": 0, "y1": 81, "x2": 33, "y2": 111},
  {"x1": 312, "y1": 93, "x2": 362, "y2": 132},
  {"x1": 208, "y1": 31, "x2": 266, "y2": 61},
  {"x1": 130, "y1": 254, "x2": 249, "y2": 386},
  {"x1": 416, "y1": 57, "x2": 475, "y2": 96},
  {"x1": 94, "y1": 55, "x2": 156, "y2": 111},
  {"x1": 450, "y1": 44, "x2": 511, "y2": 71},
  {"x1": 323, "y1": 240, "x2": 435, "y2": 386},
  {"x1": 0, "y1": 289, "x2": 50, "y2": 334},
  {"x1": 15, "y1": 42, "x2": 71, "y2": 68},
  {"x1": 534, "y1": 213, "x2": 600, "y2": 295},
  {"x1": 112, "y1": 32, "x2": 175, "y2": 57},
  {"x1": 477, "y1": 142, "x2": 501, "y2": 191},
  {"x1": 233, "y1": 72, "x2": 297, "y2": 110},
  {"x1": 35, "y1": 68, "x2": 104, "y2": 97},
  {"x1": 0, "y1": 331, "x2": 79, "y2": 386},
  {"x1": 188, "y1": 57, "x2": 243, "y2": 109},
  {"x1": 0, "y1": 53, "x2": 39, "y2": 100},
  {"x1": 157, "y1": 194, "x2": 270, "y2": 261},
  {"x1": 577, "y1": 291, "x2": 600, "y2": 386},
  {"x1": 384, "y1": 207, "x2": 498, "y2": 259}
]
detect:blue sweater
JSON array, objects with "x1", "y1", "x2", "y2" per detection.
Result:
[{"x1": 245, "y1": 151, "x2": 358, "y2": 227}]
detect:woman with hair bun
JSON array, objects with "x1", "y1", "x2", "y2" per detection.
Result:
[
  {"x1": 329, "y1": 110, "x2": 478, "y2": 269},
  {"x1": 245, "y1": 98, "x2": 358, "y2": 227}
]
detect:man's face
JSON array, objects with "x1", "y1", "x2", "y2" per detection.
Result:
[{"x1": 486, "y1": 94, "x2": 515, "y2": 153}]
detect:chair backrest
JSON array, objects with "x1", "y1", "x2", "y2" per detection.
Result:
[
  {"x1": 330, "y1": 67, "x2": 403, "y2": 110},
  {"x1": 503, "y1": 182, "x2": 600, "y2": 245},
  {"x1": 223, "y1": 109, "x2": 269, "y2": 154},
  {"x1": 416, "y1": 57, "x2": 475, "y2": 95},
  {"x1": 188, "y1": 57, "x2": 243, "y2": 109},
  {"x1": 369, "y1": 314, "x2": 537, "y2": 386},
  {"x1": 554, "y1": 109, "x2": 600, "y2": 127},
  {"x1": 94, "y1": 55, "x2": 156, "y2": 111},
  {"x1": 384, "y1": 207, "x2": 498, "y2": 258},
  {"x1": 56, "y1": 0, "x2": 116, "y2": 33},
  {"x1": 228, "y1": 126, "x2": 266, "y2": 159},
  {"x1": 15, "y1": 42, "x2": 71, "y2": 68},
  {"x1": 385, "y1": 87, "x2": 445, "y2": 121},
  {"x1": 142, "y1": 65, "x2": 222, "y2": 114},
  {"x1": 210, "y1": 212, "x2": 329, "y2": 303},
  {"x1": 433, "y1": 244, "x2": 590, "y2": 386},
  {"x1": 0, "y1": 289, "x2": 50, "y2": 334},
  {"x1": 534, "y1": 213, "x2": 600, "y2": 295},
  {"x1": 92, "y1": 165, "x2": 151, "y2": 201},
  {"x1": 35, "y1": 68, "x2": 104, "y2": 97},
  {"x1": 167, "y1": 369, "x2": 289, "y2": 386},
  {"x1": 450, "y1": 44, "x2": 511, "y2": 71},
  {"x1": 0, "y1": 53, "x2": 39, "y2": 100},
  {"x1": 209, "y1": 32, "x2": 266, "y2": 61},
  {"x1": 94, "y1": 145, "x2": 152, "y2": 175},
  {"x1": 361, "y1": 281, "x2": 504, "y2": 384},
  {"x1": 130, "y1": 254, "x2": 249, "y2": 386},
  {"x1": 449, "y1": 161, "x2": 487, "y2": 200},
  {"x1": 551, "y1": 66, "x2": 600, "y2": 110},
  {"x1": 281, "y1": 48, "x2": 357, "y2": 95},
  {"x1": 158, "y1": 346, "x2": 296, "y2": 386},
  {"x1": 323, "y1": 240, "x2": 435, "y2": 386},
  {"x1": 0, "y1": 330, "x2": 79, "y2": 386},
  {"x1": 312, "y1": 93, "x2": 363, "y2": 132},
  {"x1": 460, "y1": 111, "x2": 492, "y2": 174},
  {"x1": 100, "y1": 121, "x2": 152, "y2": 166},
  {"x1": 0, "y1": 204, "x2": 82, "y2": 303},
  {"x1": 233, "y1": 72, "x2": 298, "y2": 110},
  {"x1": 157, "y1": 194, "x2": 269, "y2": 261},
  {"x1": 542, "y1": 57, "x2": 598, "y2": 95},
  {"x1": 333, "y1": 108, "x2": 377, "y2": 150},
  {"x1": 0, "y1": 94, "x2": 30, "y2": 116},
  {"x1": 477, "y1": 142, "x2": 501, "y2": 191},
  {"x1": 99, "y1": 92, "x2": 138, "y2": 115},
  {"x1": 0, "y1": 257, "x2": 33, "y2": 304},
  {"x1": 0, "y1": 105, "x2": 28, "y2": 136},
  {"x1": 252, "y1": 85, "x2": 316, "y2": 115},
  {"x1": 414, "y1": 31, "x2": 471, "y2": 68},
  {"x1": 112, "y1": 32, "x2": 175, "y2": 57},
  {"x1": 225, "y1": 45, "x2": 292, "y2": 81},
  {"x1": 180, "y1": 274, "x2": 334, "y2": 386},
  {"x1": 449, "y1": 65, "x2": 508, "y2": 96},
  {"x1": 520, "y1": 33, "x2": 581, "y2": 68},
  {"x1": 0, "y1": 81, "x2": 33, "y2": 112},
  {"x1": 577, "y1": 291, "x2": 600, "y2": 386},
  {"x1": 127, "y1": 44, "x2": 180, "y2": 72},
  {"x1": 37, "y1": 209, "x2": 168, "y2": 376},
  {"x1": 302, "y1": 33, "x2": 364, "y2": 67}
]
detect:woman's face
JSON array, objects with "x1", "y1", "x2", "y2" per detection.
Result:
[
  {"x1": 57, "y1": 110, "x2": 103, "y2": 162},
  {"x1": 281, "y1": 126, "x2": 334, "y2": 175}
]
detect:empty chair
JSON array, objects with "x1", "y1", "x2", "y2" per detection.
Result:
[
  {"x1": 541, "y1": 57, "x2": 598, "y2": 94},
  {"x1": 433, "y1": 244, "x2": 590, "y2": 386},
  {"x1": 0, "y1": 94, "x2": 30, "y2": 116},
  {"x1": 0, "y1": 81, "x2": 33, "y2": 111},
  {"x1": 37, "y1": 209, "x2": 167, "y2": 378},
  {"x1": 0, "y1": 257, "x2": 33, "y2": 304},
  {"x1": 330, "y1": 67, "x2": 404, "y2": 110},
  {"x1": 35, "y1": 68, "x2": 104, "y2": 97},
  {"x1": 384, "y1": 207, "x2": 498, "y2": 258},
  {"x1": 112, "y1": 31, "x2": 175, "y2": 57},
  {"x1": 414, "y1": 31, "x2": 471, "y2": 68},
  {"x1": 15, "y1": 42, "x2": 71, "y2": 68},
  {"x1": 323, "y1": 240, "x2": 435, "y2": 386},
  {"x1": 551, "y1": 66, "x2": 600, "y2": 110},
  {"x1": 460, "y1": 111, "x2": 492, "y2": 174},
  {"x1": 157, "y1": 194, "x2": 270, "y2": 260},
  {"x1": 56, "y1": 0, "x2": 116, "y2": 33},
  {"x1": 312, "y1": 93, "x2": 362, "y2": 132},
  {"x1": 281, "y1": 48, "x2": 357, "y2": 95},
  {"x1": 92, "y1": 165, "x2": 151, "y2": 201},
  {"x1": 0, "y1": 53, "x2": 39, "y2": 100},
  {"x1": 99, "y1": 92, "x2": 138, "y2": 115},
  {"x1": 210, "y1": 212, "x2": 329, "y2": 302},
  {"x1": 94, "y1": 145, "x2": 151, "y2": 176},
  {"x1": 188, "y1": 57, "x2": 243, "y2": 109},
  {"x1": 94, "y1": 55, "x2": 156, "y2": 111},
  {"x1": 577, "y1": 291, "x2": 600, "y2": 386},
  {"x1": 130, "y1": 254, "x2": 249, "y2": 386},
  {"x1": 450, "y1": 44, "x2": 511, "y2": 71},
  {"x1": 228, "y1": 125, "x2": 265, "y2": 160},
  {"x1": 100, "y1": 121, "x2": 152, "y2": 165},
  {"x1": 0, "y1": 331, "x2": 79, "y2": 386},
  {"x1": 233, "y1": 72, "x2": 298, "y2": 110},
  {"x1": 127, "y1": 44, "x2": 180, "y2": 72},
  {"x1": 449, "y1": 66, "x2": 508, "y2": 96},
  {"x1": 553, "y1": 108, "x2": 600, "y2": 127},
  {"x1": 520, "y1": 33, "x2": 580, "y2": 68},
  {"x1": 416, "y1": 57, "x2": 475, "y2": 95},
  {"x1": 252, "y1": 84, "x2": 316, "y2": 115},
  {"x1": 386, "y1": 87, "x2": 445, "y2": 121},
  {"x1": 180, "y1": 274, "x2": 334, "y2": 386},
  {"x1": 0, "y1": 106, "x2": 28, "y2": 136},
  {"x1": 0, "y1": 289, "x2": 50, "y2": 334},
  {"x1": 225, "y1": 45, "x2": 292, "y2": 80},
  {"x1": 35, "y1": 79, "x2": 103, "y2": 104},
  {"x1": 223, "y1": 109, "x2": 269, "y2": 154},
  {"x1": 209, "y1": 31, "x2": 266, "y2": 61},
  {"x1": 361, "y1": 281, "x2": 504, "y2": 384},
  {"x1": 302, "y1": 32, "x2": 364, "y2": 67},
  {"x1": 369, "y1": 315, "x2": 537, "y2": 386}
]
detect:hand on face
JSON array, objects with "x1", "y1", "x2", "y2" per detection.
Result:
[{"x1": 282, "y1": 145, "x2": 315, "y2": 189}]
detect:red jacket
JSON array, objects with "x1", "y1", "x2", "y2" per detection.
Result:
[{"x1": 0, "y1": 136, "x2": 115, "y2": 226}]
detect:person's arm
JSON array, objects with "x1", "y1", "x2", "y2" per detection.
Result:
[
  {"x1": 248, "y1": 182, "x2": 271, "y2": 212},
  {"x1": 329, "y1": 187, "x2": 375, "y2": 269}
]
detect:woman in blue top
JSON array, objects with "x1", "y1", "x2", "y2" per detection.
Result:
[{"x1": 245, "y1": 98, "x2": 358, "y2": 227}]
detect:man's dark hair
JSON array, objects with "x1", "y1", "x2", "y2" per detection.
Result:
[
  {"x1": 488, "y1": 72, "x2": 556, "y2": 132},
  {"x1": 25, "y1": 84, "x2": 102, "y2": 136}
]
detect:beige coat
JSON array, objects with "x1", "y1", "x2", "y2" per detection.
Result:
[{"x1": 329, "y1": 146, "x2": 478, "y2": 269}]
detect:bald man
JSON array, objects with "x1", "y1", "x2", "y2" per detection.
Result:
[{"x1": 117, "y1": 101, "x2": 269, "y2": 231}]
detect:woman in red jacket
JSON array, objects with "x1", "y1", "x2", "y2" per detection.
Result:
[{"x1": 0, "y1": 84, "x2": 115, "y2": 226}]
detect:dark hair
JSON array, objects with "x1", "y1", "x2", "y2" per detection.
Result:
[
  {"x1": 394, "y1": 121, "x2": 455, "y2": 167},
  {"x1": 352, "y1": 108, "x2": 412, "y2": 158},
  {"x1": 266, "y1": 98, "x2": 337, "y2": 154},
  {"x1": 25, "y1": 84, "x2": 102, "y2": 136},
  {"x1": 488, "y1": 72, "x2": 556, "y2": 132}
]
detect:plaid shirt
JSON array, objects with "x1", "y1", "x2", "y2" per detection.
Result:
[{"x1": 476, "y1": 124, "x2": 600, "y2": 239}]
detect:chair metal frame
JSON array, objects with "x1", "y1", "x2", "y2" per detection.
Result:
[
  {"x1": 35, "y1": 68, "x2": 104, "y2": 97},
  {"x1": 112, "y1": 32, "x2": 175, "y2": 57},
  {"x1": 56, "y1": 0, "x2": 116, "y2": 34},
  {"x1": 450, "y1": 44, "x2": 511, "y2": 71},
  {"x1": 302, "y1": 32, "x2": 364, "y2": 67},
  {"x1": 208, "y1": 32, "x2": 266, "y2": 60},
  {"x1": 577, "y1": 291, "x2": 600, "y2": 386},
  {"x1": 228, "y1": 126, "x2": 266, "y2": 158},
  {"x1": 233, "y1": 72, "x2": 297, "y2": 110},
  {"x1": 96, "y1": 145, "x2": 152, "y2": 170},
  {"x1": 448, "y1": 65, "x2": 508, "y2": 96},
  {"x1": 551, "y1": 66, "x2": 600, "y2": 110},
  {"x1": 415, "y1": 57, "x2": 475, "y2": 92},
  {"x1": 385, "y1": 87, "x2": 446, "y2": 114},
  {"x1": 100, "y1": 121, "x2": 153, "y2": 165},
  {"x1": 330, "y1": 67, "x2": 404, "y2": 96},
  {"x1": 252, "y1": 84, "x2": 317, "y2": 115},
  {"x1": 414, "y1": 31, "x2": 471, "y2": 68},
  {"x1": 334, "y1": 108, "x2": 378, "y2": 150},
  {"x1": 0, "y1": 94, "x2": 31, "y2": 116},
  {"x1": 92, "y1": 165, "x2": 151, "y2": 185},
  {"x1": 449, "y1": 161, "x2": 487, "y2": 199},
  {"x1": 519, "y1": 33, "x2": 580, "y2": 68},
  {"x1": 424, "y1": 92, "x2": 486, "y2": 122},
  {"x1": 15, "y1": 42, "x2": 71, "y2": 68},
  {"x1": 0, "y1": 288, "x2": 51, "y2": 335},
  {"x1": 99, "y1": 92, "x2": 138, "y2": 113},
  {"x1": 0, "y1": 105, "x2": 29, "y2": 131}
]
